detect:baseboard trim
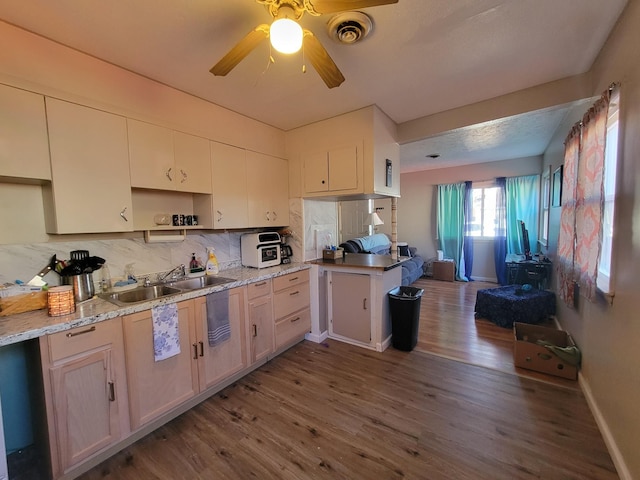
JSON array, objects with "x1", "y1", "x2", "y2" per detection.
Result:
[
  {"x1": 579, "y1": 373, "x2": 632, "y2": 480},
  {"x1": 305, "y1": 330, "x2": 328, "y2": 343},
  {"x1": 471, "y1": 276, "x2": 498, "y2": 283}
]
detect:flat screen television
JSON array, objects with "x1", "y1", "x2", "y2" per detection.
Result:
[{"x1": 519, "y1": 220, "x2": 532, "y2": 260}]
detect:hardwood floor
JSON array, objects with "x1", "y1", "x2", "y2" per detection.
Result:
[
  {"x1": 78, "y1": 279, "x2": 617, "y2": 479},
  {"x1": 413, "y1": 277, "x2": 578, "y2": 389},
  {"x1": 79, "y1": 340, "x2": 617, "y2": 480}
]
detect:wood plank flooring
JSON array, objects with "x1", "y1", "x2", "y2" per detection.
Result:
[
  {"x1": 413, "y1": 277, "x2": 578, "y2": 388},
  {"x1": 78, "y1": 279, "x2": 617, "y2": 479},
  {"x1": 79, "y1": 339, "x2": 617, "y2": 480}
]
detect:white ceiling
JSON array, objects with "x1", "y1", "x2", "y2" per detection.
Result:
[{"x1": 0, "y1": 0, "x2": 627, "y2": 171}]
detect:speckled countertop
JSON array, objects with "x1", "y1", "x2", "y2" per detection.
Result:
[{"x1": 0, "y1": 263, "x2": 310, "y2": 347}]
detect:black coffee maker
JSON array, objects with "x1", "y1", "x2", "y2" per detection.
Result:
[{"x1": 280, "y1": 244, "x2": 293, "y2": 264}]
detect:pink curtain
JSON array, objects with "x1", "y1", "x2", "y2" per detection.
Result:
[
  {"x1": 557, "y1": 125, "x2": 580, "y2": 306},
  {"x1": 557, "y1": 90, "x2": 611, "y2": 306}
]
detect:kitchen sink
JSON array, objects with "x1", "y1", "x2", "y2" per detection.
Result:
[
  {"x1": 100, "y1": 276, "x2": 236, "y2": 307},
  {"x1": 101, "y1": 285, "x2": 182, "y2": 306},
  {"x1": 167, "y1": 276, "x2": 235, "y2": 290}
]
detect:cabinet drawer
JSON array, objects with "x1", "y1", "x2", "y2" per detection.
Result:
[
  {"x1": 275, "y1": 308, "x2": 311, "y2": 348},
  {"x1": 273, "y1": 270, "x2": 309, "y2": 292},
  {"x1": 247, "y1": 279, "x2": 271, "y2": 300},
  {"x1": 48, "y1": 319, "x2": 121, "y2": 363},
  {"x1": 273, "y1": 283, "x2": 310, "y2": 320}
]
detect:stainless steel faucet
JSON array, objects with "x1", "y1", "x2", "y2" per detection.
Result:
[{"x1": 157, "y1": 264, "x2": 186, "y2": 283}]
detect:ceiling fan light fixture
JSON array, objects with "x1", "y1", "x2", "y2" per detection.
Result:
[{"x1": 270, "y1": 17, "x2": 303, "y2": 54}]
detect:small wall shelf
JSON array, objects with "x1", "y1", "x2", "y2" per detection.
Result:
[{"x1": 143, "y1": 229, "x2": 187, "y2": 243}]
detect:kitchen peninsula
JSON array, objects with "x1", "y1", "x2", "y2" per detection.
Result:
[{"x1": 309, "y1": 253, "x2": 404, "y2": 352}]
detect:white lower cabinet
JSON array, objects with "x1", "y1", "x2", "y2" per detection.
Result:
[
  {"x1": 39, "y1": 274, "x2": 306, "y2": 479},
  {"x1": 326, "y1": 266, "x2": 401, "y2": 351},
  {"x1": 122, "y1": 300, "x2": 199, "y2": 430},
  {"x1": 40, "y1": 318, "x2": 130, "y2": 478},
  {"x1": 192, "y1": 287, "x2": 248, "y2": 391},
  {"x1": 273, "y1": 270, "x2": 311, "y2": 350},
  {"x1": 329, "y1": 271, "x2": 372, "y2": 344},
  {"x1": 122, "y1": 289, "x2": 247, "y2": 430},
  {"x1": 246, "y1": 280, "x2": 274, "y2": 364}
]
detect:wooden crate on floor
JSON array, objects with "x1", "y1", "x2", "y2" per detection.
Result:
[{"x1": 432, "y1": 261, "x2": 455, "y2": 282}]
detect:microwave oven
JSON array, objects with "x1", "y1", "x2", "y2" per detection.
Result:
[{"x1": 241, "y1": 232, "x2": 281, "y2": 268}]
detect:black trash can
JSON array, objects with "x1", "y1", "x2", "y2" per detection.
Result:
[{"x1": 389, "y1": 286, "x2": 424, "y2": 351}]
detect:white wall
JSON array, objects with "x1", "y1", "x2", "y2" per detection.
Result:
[
  {"x1": 544, "y1": 3, "x2": 640, "y2": 478},
  {"x1": 397, "y1": 156, "x2": 542, "y2": 280}
]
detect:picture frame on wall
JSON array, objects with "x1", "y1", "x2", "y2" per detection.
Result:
[{"x1": 552, "y1": 165, "x2": 563, "y2": 207}]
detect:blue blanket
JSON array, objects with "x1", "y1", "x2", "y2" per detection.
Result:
[{"x1": 355, "y1": 233, "x2": 391, "y2": 254}]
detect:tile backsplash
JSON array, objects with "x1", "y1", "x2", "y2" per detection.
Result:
[{"x1": 0, "y1": 232, "x2": 242, "y2": 288}]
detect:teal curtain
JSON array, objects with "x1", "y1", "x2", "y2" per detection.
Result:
[
  {"x1": 505, "y1": 175, "x2": 540, "y2": 254},
  {"x1": 437, "y1": 183, "x2": 469, "y2": 281}
]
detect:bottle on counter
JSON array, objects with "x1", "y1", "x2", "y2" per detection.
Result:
[
  {"x1": 189, "y1": 253, "x2": 199, "y2": 272},
  {"x1": 205, "y1": 247, "x2": 219, "y2": 275},
  {"x1": 101, "y1": 263, "x2": 112, "y2": 292}
]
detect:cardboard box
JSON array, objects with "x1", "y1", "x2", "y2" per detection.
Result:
[
  {"x1": 513, "y1": 323, "x2": 578, "y2": 380},
  {"x1": 322, "y1": 248, "x2": 344, "y2": 260},
  {"x1": 432, "y1": 260, "x2": 455, "y2": 282}
]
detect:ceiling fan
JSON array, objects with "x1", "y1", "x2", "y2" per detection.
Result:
[{"x1": 209, "y1": 0, "x2": 399, "y2": 88}]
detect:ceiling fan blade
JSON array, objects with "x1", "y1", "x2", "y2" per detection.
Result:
[
  {"x1": 210, "y1": 24, "x2": 270, "y2": 76},
  {"x1": 306, "y1": 0, "x2": 398, "y2": 15},
  {"x1": 303, "y1": 30, "x2": 345, "y2": 89}
]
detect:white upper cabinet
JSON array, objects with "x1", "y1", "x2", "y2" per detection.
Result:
[
  {"x1": 246, "y1": 151, "x2": 289, "y2": 227},
  {"x1": 208, "y1": 141, "x2": 248, "y2": 229},
  {"x1": 195, "y1": 145, "x2": 289, "y2": 230},
  {"x1": 0, "y1": 83, "x2": 51, "y2": 181},
  {"x1": 303, "y1": 145, "x2": 359, "y2": 195},
  {"x1": 173, "y1": 131, "x2": 212, "y2": 193},
  {"x1": 128, "y1": 119, "x2": 212, "y2": 194},
  {"x1": 128, "y1": 120, "x2": 174, "y2": 190},
  {"x1": 290, "y1": 106, "x2": 400, "y2": 199},
  {"x1": 43, "y1": 98, "x2": 133, "y2": 234}
]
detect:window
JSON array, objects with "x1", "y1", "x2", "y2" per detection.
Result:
[
  {"x1": 470, "y1": 186, "x2": 499, "y2": 237},
  {"x1": 596, "y1": 88, "x2": 620, "y2": 294},
  {"x1": 539, "y1": 166, "x2": 551, "y2": 247}
]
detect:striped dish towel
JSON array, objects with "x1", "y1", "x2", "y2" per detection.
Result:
[{"x1": 206, "y1": 289, "x2": 230, "y2": 347}]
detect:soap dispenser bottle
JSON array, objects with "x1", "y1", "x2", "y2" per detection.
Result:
[
  {"x1": 205, "y1": 247, "x2": 219, "y2": 275},
  {"x1": 189, "y1": 253, "x2": 199, "y2": 273}
]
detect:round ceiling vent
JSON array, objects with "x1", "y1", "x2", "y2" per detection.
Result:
[{"x1": 327, "y1": 12, "x2": 373, "y2": 45}]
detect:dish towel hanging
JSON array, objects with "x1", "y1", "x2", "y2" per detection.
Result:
[
  {"x1": 206, "y1": 289, "x2": 230, "y2": 347},
  {"x1": 152, "y1": 303, "x2": 181, "y2": 362}
]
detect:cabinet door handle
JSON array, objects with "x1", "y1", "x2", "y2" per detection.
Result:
[
  {"x1": 192, "y1": 343, "x2": 198, "y2": 360},
  {"x1": 166, "y1": 167, "x2": 173, "y2": 182},
  {"x1": 252, "y1": 324, "x2": 257, "y2": 337},
  {"x1": 290, "y1": 316, "x2": 301, "y2": 323},
  {"x1": 199, "y1": 341, "x2": 204, "y2": 357},
  {"x1": 272, "y1": 211, "x2": 277, "y2": 221},
  {"x1": 180, "y1": 169, "x2": 187, "y2": 183},
  {"x1": 255, "y1": 281, "x2": 267, "y2": 287},
  {"x1": 119, "y1": 207, "x2": 128, "y2": 222},
  {"x1": 265, "y1": 211, "x2": 271, "y2": 221},
  {"x1": 289, "y1": 290, "x2": 299, "y2": 296},
  {"x1": 216, "y1": 210, "x2": 223, "y2": 222},
  {"x1": 363, "y1": 298, "x2": 367, "y2": 310},
  {"x1": 66, "y1": 326, "x2": 96, "y2": 338},
  {"x1": 289, "y1": 276, "x2": 298, "y2": 282},
  {"x1": 108, "y1": 382, "x2": 115, "y2": 402}
]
